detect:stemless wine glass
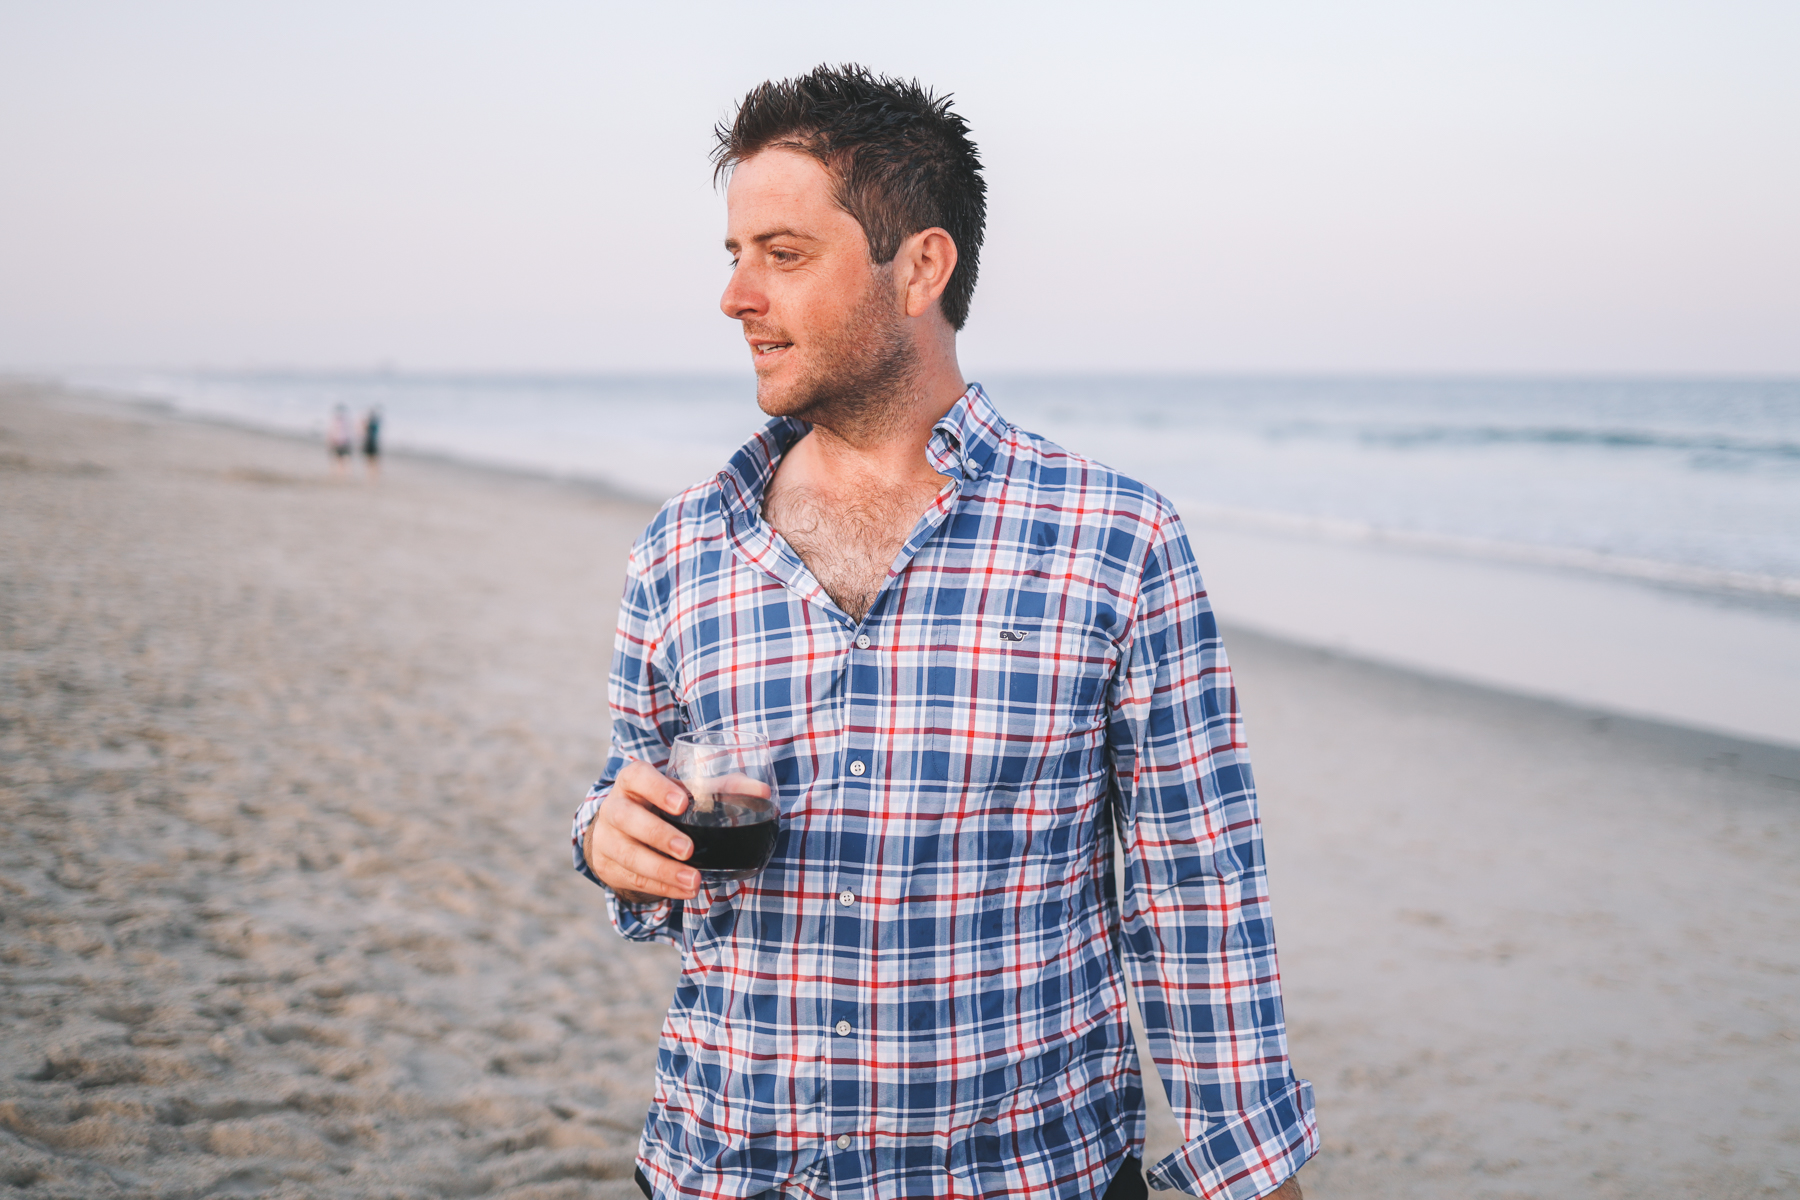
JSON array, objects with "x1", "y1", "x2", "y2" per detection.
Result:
[{"x1": 664, "y1": 731, "x2": 778, "y2": 885}]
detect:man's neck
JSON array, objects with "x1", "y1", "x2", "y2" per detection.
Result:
[
  {"x1": 784, "y1": 343, "x2": 966, "y2": 496},
  {"x1": 760, "y1": 347, "x2": 966, "y2": 622}
]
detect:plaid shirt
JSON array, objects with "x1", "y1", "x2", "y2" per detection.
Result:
[{"x1": 573, "y1": 384, "x2": 1317, "y2": 1200}]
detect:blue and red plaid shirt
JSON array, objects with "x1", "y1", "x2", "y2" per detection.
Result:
[{"x1": 573, "y1": 384, "x2": 1317, "y2": 1200}]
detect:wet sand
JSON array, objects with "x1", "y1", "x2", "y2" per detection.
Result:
[
  {"x1": 2, "y1": 381, "x2": 1796, "y2": 1199},
  {"x1": 1190, "y1": 523, "x2": 1800, "y2": 750}
]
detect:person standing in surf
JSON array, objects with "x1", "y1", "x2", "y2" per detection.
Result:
[
  {"x1": 360, "y1": 406, "x2": 381, "y2": 481},
  {"x1": 325, "y1": 404, "x2": 354, "y2": 478}
]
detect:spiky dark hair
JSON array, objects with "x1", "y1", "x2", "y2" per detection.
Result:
[{"x1": 713, "y1": 63, "x2": 987, "y2": 331}]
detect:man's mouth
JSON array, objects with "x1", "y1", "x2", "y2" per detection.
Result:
[{"x1": 753, "y1": 341, "x2": 792, "y2": 356}]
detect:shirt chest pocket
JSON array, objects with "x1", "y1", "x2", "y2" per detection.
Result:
[{"x1": 926, "y1": 609, "x2": 1116, "y2": 789}]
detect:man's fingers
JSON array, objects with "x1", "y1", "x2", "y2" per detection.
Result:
[
  {"x1": 616, "y1": 759, "x2": 690, "y2": 814},
  {"x1": 602, "y1": 837, "x2": 699, "y2": 899},
  {"x1": 592, "y1": 783, "x2": 699, "y2": 899},
  {"x1": 603, "y1": 835, "x2": 700, "y2": 898},
  {"x1": 610, "y1": 791, "x2": 694, "y2": 861},
  {"x1": 582, "y1": 760, "x2": 727, "y2": 900}
]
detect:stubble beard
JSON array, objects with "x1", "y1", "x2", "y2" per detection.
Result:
[{"x1": 751, "y1": 266, "x2": 918, "y2": 446}]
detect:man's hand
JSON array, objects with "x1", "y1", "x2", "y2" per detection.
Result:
[
  {"x1": 1267, "y1": 1174, "x2": 1304, "y2": 1200},
  {"x1": 583, "y1": 761, "x2": 700, "y2": 903}
]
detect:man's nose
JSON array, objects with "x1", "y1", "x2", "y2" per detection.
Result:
[{"x1": 719, "y1": 265, "x2": 766, "y2": 321}]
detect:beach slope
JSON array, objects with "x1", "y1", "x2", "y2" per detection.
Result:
[{"x1": 2, "y1": 382, "x2": 1796, "y2": 1199}]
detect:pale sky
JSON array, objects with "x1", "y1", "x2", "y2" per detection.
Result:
[{"x1": 1, "y1": 0, "x2": 1795, "y2": 375}]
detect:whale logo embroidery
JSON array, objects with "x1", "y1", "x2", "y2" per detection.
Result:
[{"x1": 998, "y1": 630, "x2": 1030, "y2": 643}]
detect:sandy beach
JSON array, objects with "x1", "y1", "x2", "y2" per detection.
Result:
[{"x1": 3, "y1": 380, "x2": 1797, "y2": 1199}]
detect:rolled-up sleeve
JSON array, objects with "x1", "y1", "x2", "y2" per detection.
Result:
[
  {"x1": 570, "y1": 541, "x2": 686, "y2": 947},
  {"x1": 1108, "y1": 513, "x2": 1318, "y2": 1198}
]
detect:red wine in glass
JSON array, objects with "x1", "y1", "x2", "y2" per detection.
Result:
[
  {"x1": 666, "y1": 735, "x2": 777, "y2": 885},
  {"x1": 667, "y1": 796, "x2": 778, "y2": 880}
]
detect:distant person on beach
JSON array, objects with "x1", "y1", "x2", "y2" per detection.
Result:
[
  {"x1": 574, "y1": 65, "x2": 1314, "y2": 1200},
  {"x1": 360, "y1": 406, "x2": 381, "y2": 480},
  {"x1": 325, "y1": 404, "x2": 353, "y2": 477}
]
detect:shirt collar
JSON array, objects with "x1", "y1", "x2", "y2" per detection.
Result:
[
  {"x1": 716, "y1": 415, "x2": 807, "y2": 517},
  {"x1": 926, "y1": 382, "x2": 1006, "y2": 482},
  {"x1": 716, "y1": 382, "x2": 1006, "y2": 516}
]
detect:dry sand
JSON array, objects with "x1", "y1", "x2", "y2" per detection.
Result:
[
  {"x1": 1, "y1": 382, "x2": 674, "y2": 1198},
  {"x1": 2, "y1": 381, "x2": 1797, "y2": 1199}
]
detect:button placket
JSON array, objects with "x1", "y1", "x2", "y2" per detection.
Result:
[{"x1": 839, "y1": 611, "x2": 885, "y2": 1154}]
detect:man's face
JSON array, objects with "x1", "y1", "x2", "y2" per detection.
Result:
[{"x1": 720, "y1": 149, "x2": 912, "y2": 424}]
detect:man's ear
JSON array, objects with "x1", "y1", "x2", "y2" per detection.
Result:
[{"x1": 895, "y1": 227, "x2": 959, "y2": 319}]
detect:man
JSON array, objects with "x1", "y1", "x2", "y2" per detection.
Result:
[{"x1": 574, "y1": 65, "x2": 1316, "y2": 1200}]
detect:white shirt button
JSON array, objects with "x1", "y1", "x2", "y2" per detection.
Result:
[
  {"x1": 836, "y1": 1134, "x2": 852, "y2": 1150},
  {"x1": 849, "y1": 760, "x2": 866, "y2": 776},
  {"x1": 835, "y1": 1020, "x2": 852, "y2": 1036},
  {"x1": 855, "y1": 634, "x2": 871, "y2": 649},
  {"x1": 839, "y1": 889, "x2": 855, "y2": 906}
]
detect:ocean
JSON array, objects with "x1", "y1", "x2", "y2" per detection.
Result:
[{"x1": 87, "y1": 369, "x2": 1800, "y2": 596}]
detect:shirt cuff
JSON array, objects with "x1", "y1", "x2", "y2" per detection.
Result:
[
  {"x1": 571, "y1": 793, "x2": 606, "y2": 886},
  {"x1": 606, "y1": 887, "x2": 681, "y2": 942},
  {"x1": 1146, "y1": 1076, "x2": 1318, "y2": 1198},
  {"x1": 572, "y1": 792, "x2": 683, "y2": 944}
]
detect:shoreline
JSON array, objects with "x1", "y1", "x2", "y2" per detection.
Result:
[
  {"x1": 1195, "y1": 522, "x2": 1800, "y2": 751},
  {"x1": 1226, "y1": 623, "x2": 1800, "y2": 789},
  {"x1": 42, "y1": 376, "x2": 662, "y2": 507}
]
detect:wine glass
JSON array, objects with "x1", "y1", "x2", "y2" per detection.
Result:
[{"x1": 664, "y1": 731, "x2": 778, "y2": 885}]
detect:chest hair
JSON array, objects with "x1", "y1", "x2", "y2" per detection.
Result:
[{"x1": 764, "y1": 475, "x2": 943, "y2": 623}]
